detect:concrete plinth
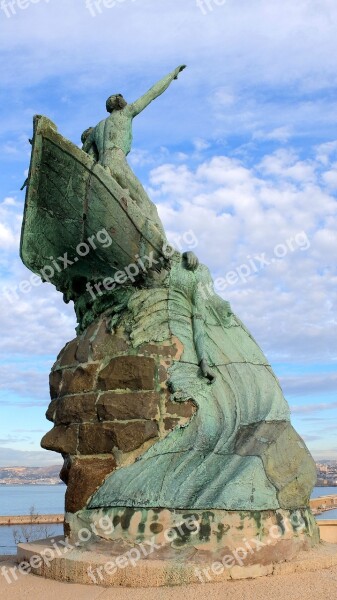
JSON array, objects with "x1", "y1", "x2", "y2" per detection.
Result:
[
  {"x1": 16, "y1": 523, "x2": 326, "y2": 588},
  {"x1": 65, "y1": 506, "x2": 319, "y2": 558}
]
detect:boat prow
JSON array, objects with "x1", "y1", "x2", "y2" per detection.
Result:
[{"x1": 20, "y1": 115, "x2": 167, "y2": 290}]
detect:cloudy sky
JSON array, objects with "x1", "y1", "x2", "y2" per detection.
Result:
[{"x1": 0, "y1": 0, "x2": 336, "y2": 467}]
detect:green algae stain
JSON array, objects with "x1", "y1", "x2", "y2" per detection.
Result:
[
  {"x1": 120, "y1": 507, "x2": 136, "y2": 530},
  {"x1": 199, "y1": 511, "x2": 214, "y2": 542},
  {"x1": 137, "y1": 522, "x2": 145, "y2": 535},
  {"x1": 112, "y1": 515, "x2": 121, "y2": 527},
  {"x1": 216, "y1": 523, "x2": 226, "y2": 542},
  {"x1": 252, "y1": 511, "x2": 262, "y2": 533},
  {"x1": 275, "y1": 511, "x2": 286, "y2": 535}
]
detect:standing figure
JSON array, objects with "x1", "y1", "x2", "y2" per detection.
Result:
[{"x1": 82, "y1": 65, "x2": 186, "y2": 234}]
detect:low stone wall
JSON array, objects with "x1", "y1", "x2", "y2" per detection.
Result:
[
  {"x1": 0, "y1": 514, "x2": 64, "y2": 526},
  {"x1": 317, "y1": 520, "x2": 337, "y2": 543},
  {"x1": 310, "y1": 495, "x2": 337, "y2": 511}
]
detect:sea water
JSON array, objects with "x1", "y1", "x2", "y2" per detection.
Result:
[
  {"x1": 0, "y1": 485, "x2": 65, "y2": 554},
  {"x1": 0, "y1": 485, "x2": 336, "y2": 554}
]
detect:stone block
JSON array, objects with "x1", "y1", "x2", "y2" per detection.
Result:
[
  {"x1": 97, "y1": 356, "x2": 156, "y2": 391},
  {"x1": 78, "y1": 423, "x2": 117, "y2": 454},
  {"x1": 60, "y1": 364, "x2": 98, "y2": 396},
  {"x1": 75, "y1": 338, "x2": 90, "y2": 363},
  {"x1": 164, "y1": 417, "x2": 180, "y2": 431},
  {"x1": 59, "y1": 455, "x2": 71, "y2": 484},
  {"x1": 165, "y1": 399, "x2": 196, "y2": 418},
  {"x1": 65, "y1": 456, "x2": 116, "y2": 513},
  {"x1": 45, "y1": 398, "x2": 58, "y2": 422},
  {"x1": 49, "y1": 369, "x2": 62, "y2": 399},
  {"x1": 158, "y1": 365, "x2": 167, "y2": 383},
  {"x1": 59, "y1": 339, "x2": 78, "y2": 368},
  {"x1": 91, "y1": 321, "x2": 129, "y2": 361},
  {"x1": 97, "y1": 391, "x2": 160, "y2": 421},
  {"x1": 55, "y1": 393, "x2": 98, "y2": 424},
  {"x1": 78, "y1": 421, "x2": 159, "y2": 454},
  {"x1": 138, "y1": 343, "x2": 178, "y2": 358},
  {"x1": 74, "y1": 320, "x2": 99, "y2": 363},
  {"x1": 41, "y1": 425, "x2": 78, "y2": 454},
  {"x1": 112, "y1": 420, "x2": 159, "y2": 452}
]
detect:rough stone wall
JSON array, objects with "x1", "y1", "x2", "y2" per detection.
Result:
[{"x1": 42, "y1": 312, "x2": 196, "y2": 516}]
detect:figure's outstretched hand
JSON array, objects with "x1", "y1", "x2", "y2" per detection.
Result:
[
  {"x1": 183, "y1": 251, "x2": 199, "y2": 271},
  {"x1": 174, "y1": 65, "x2": 187, "y2": 79},
  {"x1": 199, "y1": 359, "x2": 216, "y2": 385}
]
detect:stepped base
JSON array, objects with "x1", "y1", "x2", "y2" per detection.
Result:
[{"x1": 16, "y1": 507, "x2": 321, "y2": 587}]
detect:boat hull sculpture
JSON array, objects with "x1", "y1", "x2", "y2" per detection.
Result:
[{"x1": 20, "y1": 115, "x2": 167, "y2": 294}]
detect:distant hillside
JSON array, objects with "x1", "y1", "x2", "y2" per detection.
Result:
[{"x1": 0, "y1": 465, "x2": 63, "y2": 485}]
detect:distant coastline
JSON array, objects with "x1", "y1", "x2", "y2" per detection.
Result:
[
  {"x1": 0, "y1": 464, "x2": 336, "y2": 486},
  {"x1": 0, "y1": 514, "x2": 63, "y2": 525},
  {"x1": 315, "y1": 484, "x2": 337, "y2": 488},
  {"x1": 0, "y1": 482, "x2": 64, "y2": 486},
  {"x1": 0, "y1": 466, "x2": 62, "y2": 486}
]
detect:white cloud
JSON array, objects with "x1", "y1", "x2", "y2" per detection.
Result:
[
  {"x1": 0, "y1": 447, "x2": 62, "y2": 468},
  {"x1": 0, "y1": 284, "x2": 75, "y2": 357},
  {"x1": 0, "y1": 222, "x2": 17, "y2": 248},
  {"x1": 253, "y1": 127, "x2": 293, "y2": 143},
  {"x1": 322, "y1": 165, "x2": 337, "y2": 189},
  {"x1": 0, "y1": 197, "x2": 76, "y2": 359},
  {"x1": 316, "y1": 141, "x2": 337, "y2": 165},
  {"x1": 193, "y1": 138, "x2": 211, "y2": 152},
  {"x1": 0, "y1": 198, "x2": 22, "y2": 250},
  {"x1": 2, "y1": 0, "x2": 337, "y2": 148},
  {"x1": 286, "y1": 374, "x2": 337, "y2": 398},
  {"x1": 3, "y1": 197, "x2": 17, "y2": 206},
  {"x1": 2, "y1": 0, "x2": 337, "y2": 464},
  {"x1": 152, "y1": 146, "x2": 337, "y2": 363},
  {"x1": 258, "y1": 149, "x2": 316, "y2": 182}
]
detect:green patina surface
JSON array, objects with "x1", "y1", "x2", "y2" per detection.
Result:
[
  {"x1": 21, "y1": 66, "x2": 186, "y2": 322},
  {"x1": 20, "y1": 115, "x2": 168, "y2": 326},
  {"x1": 20, "y1": 75, "x2": 317, "y2": 514},
  {"x1": 88, "y1": 255, "x2": 316, "y2": 511},
  {"x1": 67, "y1": 505, "x2": 319, "y2": 553}
]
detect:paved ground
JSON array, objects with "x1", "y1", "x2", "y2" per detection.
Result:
[{"x1": 1, "y1": 555, "x2": 337, "y2": 600}]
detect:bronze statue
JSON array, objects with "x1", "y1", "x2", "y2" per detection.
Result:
[{"x1": 82, "y1": 66, "x2": 186, "y2": 233}]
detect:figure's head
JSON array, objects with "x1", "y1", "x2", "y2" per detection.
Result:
[
  {"x1": 106, "y1": 94, "x2": 128, "y2": 113},
  {"x1": 81, "y1": 127, "x2": 94, "y2": 144}
]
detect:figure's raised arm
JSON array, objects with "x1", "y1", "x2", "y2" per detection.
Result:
[{"x1": 129, "y1": 65, "x2": 186, "y2": 117}]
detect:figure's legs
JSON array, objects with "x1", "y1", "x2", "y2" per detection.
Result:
[{"x1": 108, "y1": 153, "x2": 166, "y2": 237}]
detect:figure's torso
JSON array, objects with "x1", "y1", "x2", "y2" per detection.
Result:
[{"x1": 93, "y1": 108, "x2": 133, "y2": 163}]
